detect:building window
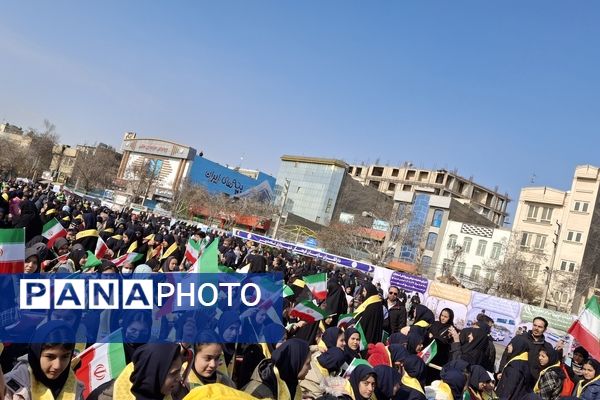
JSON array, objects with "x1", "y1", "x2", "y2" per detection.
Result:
[
  {"x1": 527, "y1": 205, "x2": 539, "y2": 220},
  {"x1": 355, "y1": 167, "x2": 362, "y2": 176},
  {"x1": 371, "y1": 167, "x2": 384, "y2": 177},
  {"x1": 476, "y1": 240, "x2": 487, "y2": 257},
  {"x1": 574, "y1": 201, "x2": 590, "y2": 212},
  {"x1": 422, "y1": 256, "x2": 432, "y2": 270},
  {"x1": 533, "y1": 234, "x2": 547, "y2": 251},
  {"x1": 463, "y1": 237, "x2": 472, "y2": 254},
  {"x1": 560, "y1": 260, "x2": 576, "y2": 272},
  {"x1": 471, "y1": 265, "x2": 481, "y2": 281},
  {"x1": 529, "y1": 264, "x2": 540, "y2": 280},
  {"x1": 456, "y1": 262, "x2": 466, "y2": 278},
  {"x1": 490, "y1": 243, "x2": 502, "y2": 260},
  {"x1": 431, "y1": 209, "x2": 443, "y2": 228},
  {"x1": 426, "y1": 233, "x2": 438, "y2": 251},
  {"x1": 540, "y1": 207, "x2": 553, "y2": 223},
  {"x1": 403, "y1": 185, "x2": 412, "y2": 192},
  {"x1": 391, "y1": 168, "x2": 399, "y2": 177},
  {"x1": 520, "y1": 232, "x2": 532, "y2": 250},
  {"x1": 566, "y1": 231, "x2": 583, "y2": 243},
  {"x1": 447, "y1": 234, "x2": 458, "y2": 249},
  {"x1": 485, "y1": 269, "x2": 495, "y2": 283},
  {"x1": 325, "y1": 198, "x2": 333, "y2": 213},
  {"x1": 369, "y1": 180, "x2": 380, "y2": 189},
  {"x1": 388, "y1": 182, "x2": 396, "y2": 192}
]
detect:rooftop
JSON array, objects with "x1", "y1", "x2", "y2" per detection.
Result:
[{"x1": 281, "y1": 155, "x2": 348, "y2": 169}]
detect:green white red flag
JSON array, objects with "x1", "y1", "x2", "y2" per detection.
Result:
[
  {"x1": 0, "y1": 228, "x2": 25, "y2": 273},
  {"x1": 42, "y1": 218, "x2": 67, "y2": 249},
  {"x1": 568, "y1": 297, "x2": 600, "y2": 360},
  {"x1": 343, "y1": 358, "x2": 372, "y2": 378},
  {"x1": 304, "y1": 272, "x2": 327, "y2": 301},
  {"x1": 112, "y1": 252, "x2": 144, "y2": 268},
  {"x1": 419, "y1": 340, "x2": 438, "y2": 364},
  {"x1": 337, "y1": 313, "x2": 355, "y2": 329},
  {"x1": 290, "y1": 300, "x2": 329, "y2": 323},
  {"x1": 95, "y1": 236, "x2": 109, "y2": 259},
  {"x1": 354, "y1": 320, "x2": 369, "y2": 351},
  {"x1": 184, "y1": 239, "x2": 201, "y2": 264},
  {"x1": 75, "y1": 330, "x2": 126, "y2": 398}
]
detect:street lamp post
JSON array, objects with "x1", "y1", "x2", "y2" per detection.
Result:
[{"x1": 540, "y1": 220, "x2": 562, "y2": 308}]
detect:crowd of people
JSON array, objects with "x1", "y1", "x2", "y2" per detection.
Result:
[{"x1": 0, "y1": 179, "x2": 598, "y2": 400}]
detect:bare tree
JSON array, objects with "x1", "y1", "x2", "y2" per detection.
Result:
[
  {"x1": 482, "y1": 234, "x2": 546, "y2": 304},
  {"x1": 125, "y1": 158, "x2": 163, "y2": 204},
  {"x1": 71, "y1": 145, "x2": 121, "y2": 192},
  {"x1": 25, "y1": 120, "x2": 60, "y2": 179},
  {"x1": 0, "y1": 138, "x2": 27, "y2": 178}
]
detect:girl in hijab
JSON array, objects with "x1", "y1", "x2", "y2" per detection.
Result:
[
  {"x1": 318, "y1": 327, "x2": 346, "y2": 353},
  {"x1": 112, "y1": 343, "x2": 182, "y2": 400},
  {"x1": 244, "y1": 338, "x2": 311, "y2": 400},
  {"x1": 354, "y1": 283, "x2": 383, "y2": 347},
  {"x1": 68, "y1": 244, "x2": 87, "y2": 272},
  {"x1": 449, "y1": 325, "x2": 489, "y2": 366},
  {"x1": 300, "y1": 347, "x2": 346, "y2": 399},
  {"x1": 388, "y1": 332, "x2": 408, "y2": 347},
  {"x1": 216, "y1": 311, "x2": 241, "y2": 375},
  {"x1": 388, "y1": 344, "x2": 410, "y2": 370},
  {"x1": 120, "y1": 311, "x2": 152, "y2": 364},
  {"x1": 437, "y1": 368, "x2": 467, "y2": 400},
  {"x1": 427, "y1": 308, "x2": 455, "y2": 383},
  {"x1": 402, "y1": 304, "x2": 435, "y2": 338},
  {"x1": 468, "y1": 365, "x2": 497, "y2": 400},
  {"x1": 534, "y1": 348, "x2": 565, "y2": 400},
  {"x1": 373, "y1": 365, "x2": 401, "y2": 400},
  {"x1": 407, "y1": 330, "x2": 425, "y2": 355},
  {"x1": 348, "y1": 364, "x2": 377, "y2": 400},
  {"x1": 24, "y1": 247, "x2": 40, "y2": 274},
  {"x1": 161, "y1": 256, "x2": 180, "y2": 272},
  {"x1": 496, "y1": 335, "x2": 533, "y2": 400},
  {"x1": 13, "y1": 200, "x2": 43, "y2": 244},
  {"x1": 325, "y1": 278, "x2": 349, "y2": 327},
  {"x1": 180, "y1": 331, "x2": 235, "y2": 391},
  {"x1": 2, "y1": 320, "x2": 83, "y2": 399},
  {"x1": 574, "y1": 359, "x2": 600, "y2": 400},
  {"x1": 397, "y1": 354, "x2": 427, "y2": 400},
  {"x1": 241, "y1": 308, "x2": 272, "y2": 343},
  {"x1": 344, "y1": 328, "x2": 363, "y2": 364}
]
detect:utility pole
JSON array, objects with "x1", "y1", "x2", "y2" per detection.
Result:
[
  {"x1": 540, "y1": 220, "x2": 562, "y2": 308},
  {"x1": 272, "y1": 179, "x2": 290, "y2": 239}
]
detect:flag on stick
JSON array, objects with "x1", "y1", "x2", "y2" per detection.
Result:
[{"x1": 568, "y1": 297, "x2": 600, "y2": 360}]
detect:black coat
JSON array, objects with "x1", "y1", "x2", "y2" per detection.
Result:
[{"x1": 384, "y1": 300, "x2": 407, "y2": 334}]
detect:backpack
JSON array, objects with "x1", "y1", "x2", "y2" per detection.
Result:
[{"x1": 560, "y1": 363, "x2": 575, "y2": 397}]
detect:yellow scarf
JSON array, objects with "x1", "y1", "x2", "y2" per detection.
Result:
[
  {"x1": 315, "y1": 360, "x2": 330, "y2": 378},
  {"x1": 414, "y1": 320, "x2": 431, "y2": 328},
  {"x1": 355, "y1": 295, "x2": 381, "y2": 316},
  {"x1": 317, "y1": 339, "x2": 328, "y2": 353},
  {"x1": 273, "y1": 365, "x2": 301, "y2": 400},
  {"x1": 534, "y1": 361, "x2": 561, "y2": 393},
  {"x1": 577, "y1": 374, "x2": 600, "y2": 397},
  {"x1": 186, "y1": 362, "x2": 227, "y2": 389},
  {"x1": 30, "y1": 366, "x2": 77, "y2": 400},
  {"x1": 75, "y1": 229, "x2": 99, "y2": 240},
  {"x1": 260, "y1": 343, "x2": 272, "y2": 359},
  {"x1": 127, "y1": 241, "x2": 138, "y2": 254},
  {"x1": 502, "y1": 352, "x2": 528, "y2": 373},
  {"x1": 161, "y1": 243, "x2": 178, "y2": 260},
  {"x1": 113, "y1": 363, "x2": 175, "y2": 400},
  {"x1": 402, "y1": 374, "x2": 425, "y2": 396},
  {"x1": 437, "y1": 381, "x2": 453, "y2": 399}
]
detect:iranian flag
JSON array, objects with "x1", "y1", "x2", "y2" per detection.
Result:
[
  {"x1": 304, "y1": 273, "x2": 327, "y2": 301},
  {"x1": 354, "y1": 321, "x2": 369, "y2": 351},
  {"x1": 419, "y1": 340, "x2": 438, "y2": 364},
  {"x1": 337, "y1": 313, "x2": 355, "y2": 329},
  {"x1": 112, "y1": 252, "x2": 144, "y2": 268},
  {"x1": 0, "y1": 228, "x2": 25, "y2": 273},
  {"x1": 283, "y1": 285, "x2": 295, "y2": 298},
  {"x1": 75, "y1": 330, "x2": 126, "y2": 398},
  {"x1": 568, "y1": 297, "x2": 600, "y2": 359},
  {"x1": 42, "y1": 218, "x2": 67, "y2": 248},
  {"x1": 95, "y1": 236, "x2": 109, "y2": 259},
  {"x1": 290, "y1": 300, "x2": 329, "y2": 323},
  {"x1": 343, "y1": 358, "x2": 372, "y2": 378},
  {"x1": 184, "y1": 239, "x2": 201, "y2": 264}
]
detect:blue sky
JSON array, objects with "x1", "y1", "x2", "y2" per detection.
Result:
[{"x1": 1, "y1": 1, "x2": 599, "y2": 223}]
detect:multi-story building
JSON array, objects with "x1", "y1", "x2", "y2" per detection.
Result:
[
  {"x1": 0, "y1": 123, "x2": 32, "y2": 147},
  {"x1": 512, "y1": 165, "x2": 600, "y2": 313},
  {"x1": 349, "y1": 164, "x2": 510, "y2": 227},
  {"x1": 49, "y1": 145, "x2": 78, "y2": 183},
  {"x1": 436, "y1": 220, "x2": 511, "y2": 291},
  {"x1": 275, "y1": 155, "x2": 349, "y2": 225},
  {"x1": 384, "y1": 191, "x2": 498, "y2": 276}
]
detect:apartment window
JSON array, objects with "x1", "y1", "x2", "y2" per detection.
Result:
[
  {"x1": 554, "y1": 291, "x2": 569, "y2": 304},
  {"x1": 560, "y1": 260, "x2": 576, "y2": 272},
  {"x1": 529, "y1": 264, "x2": 540, "y2": 280},
  {"x1": 574, "y1": 201, "x2": 590, "y2": 212},
  {"x1": 369, "y1": 180, "x2": 380, "y2": 189},
  {"x1": 391, "y1": 168, "x2": 399, "y2": 177},
  {"x1": 431, "y1": 209, "x2": 443, "y2": 228},
  {"x1": 371, "y1": 167, "x2": 384, "y2": 177},
  {"x1": 456, "y1": 262, "x2": 466, "y2": 278},
  {"x1": 426, "y1": 233, "x2": 438, "y2": 251},
  {"x1": 566, "y1": 231, "x2": 583, "y2": 243},
  {"x1": 476, "y1": 240, "x2": 487, "y2": 257},
  {"x1": 527, "y1": 205, "x2": 539, "y2": 220},
  {"x1": 421, "y1": 256, "x2": 432, "y2": 269},
  {"x1": 490, "y1": 243, "x2": 502, "y2": 260},
  {"x1": 471, "y1": 265, "x2": 481, "y2": 281},
  {"x1": 533, "y1": 234, "x2": 547, "y2": 251},
  {"x1": 388, "y1": 182, "x2": 396, "y2": 192},
  {"x1": 463, "y1": 237, "x2": 472, "y2": 254},
  {"x1": 447, "y1": 234, "x2": 458, "y2": 250},
  {"x1": 485, "y1": 269, "x2": 495, "y2": 282},
  {"x1": 520, "y1": 232, "x2": 532, "y2": 250},
  {"x1": 540, "y1": 207, "x2": 553, "y2": 223},
  {"x1": 403, "y1": 185, "x2": 412, "y2": 192},
  {"x1": 354, "y1": 167, "x2": 363, "y2": 176}
]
